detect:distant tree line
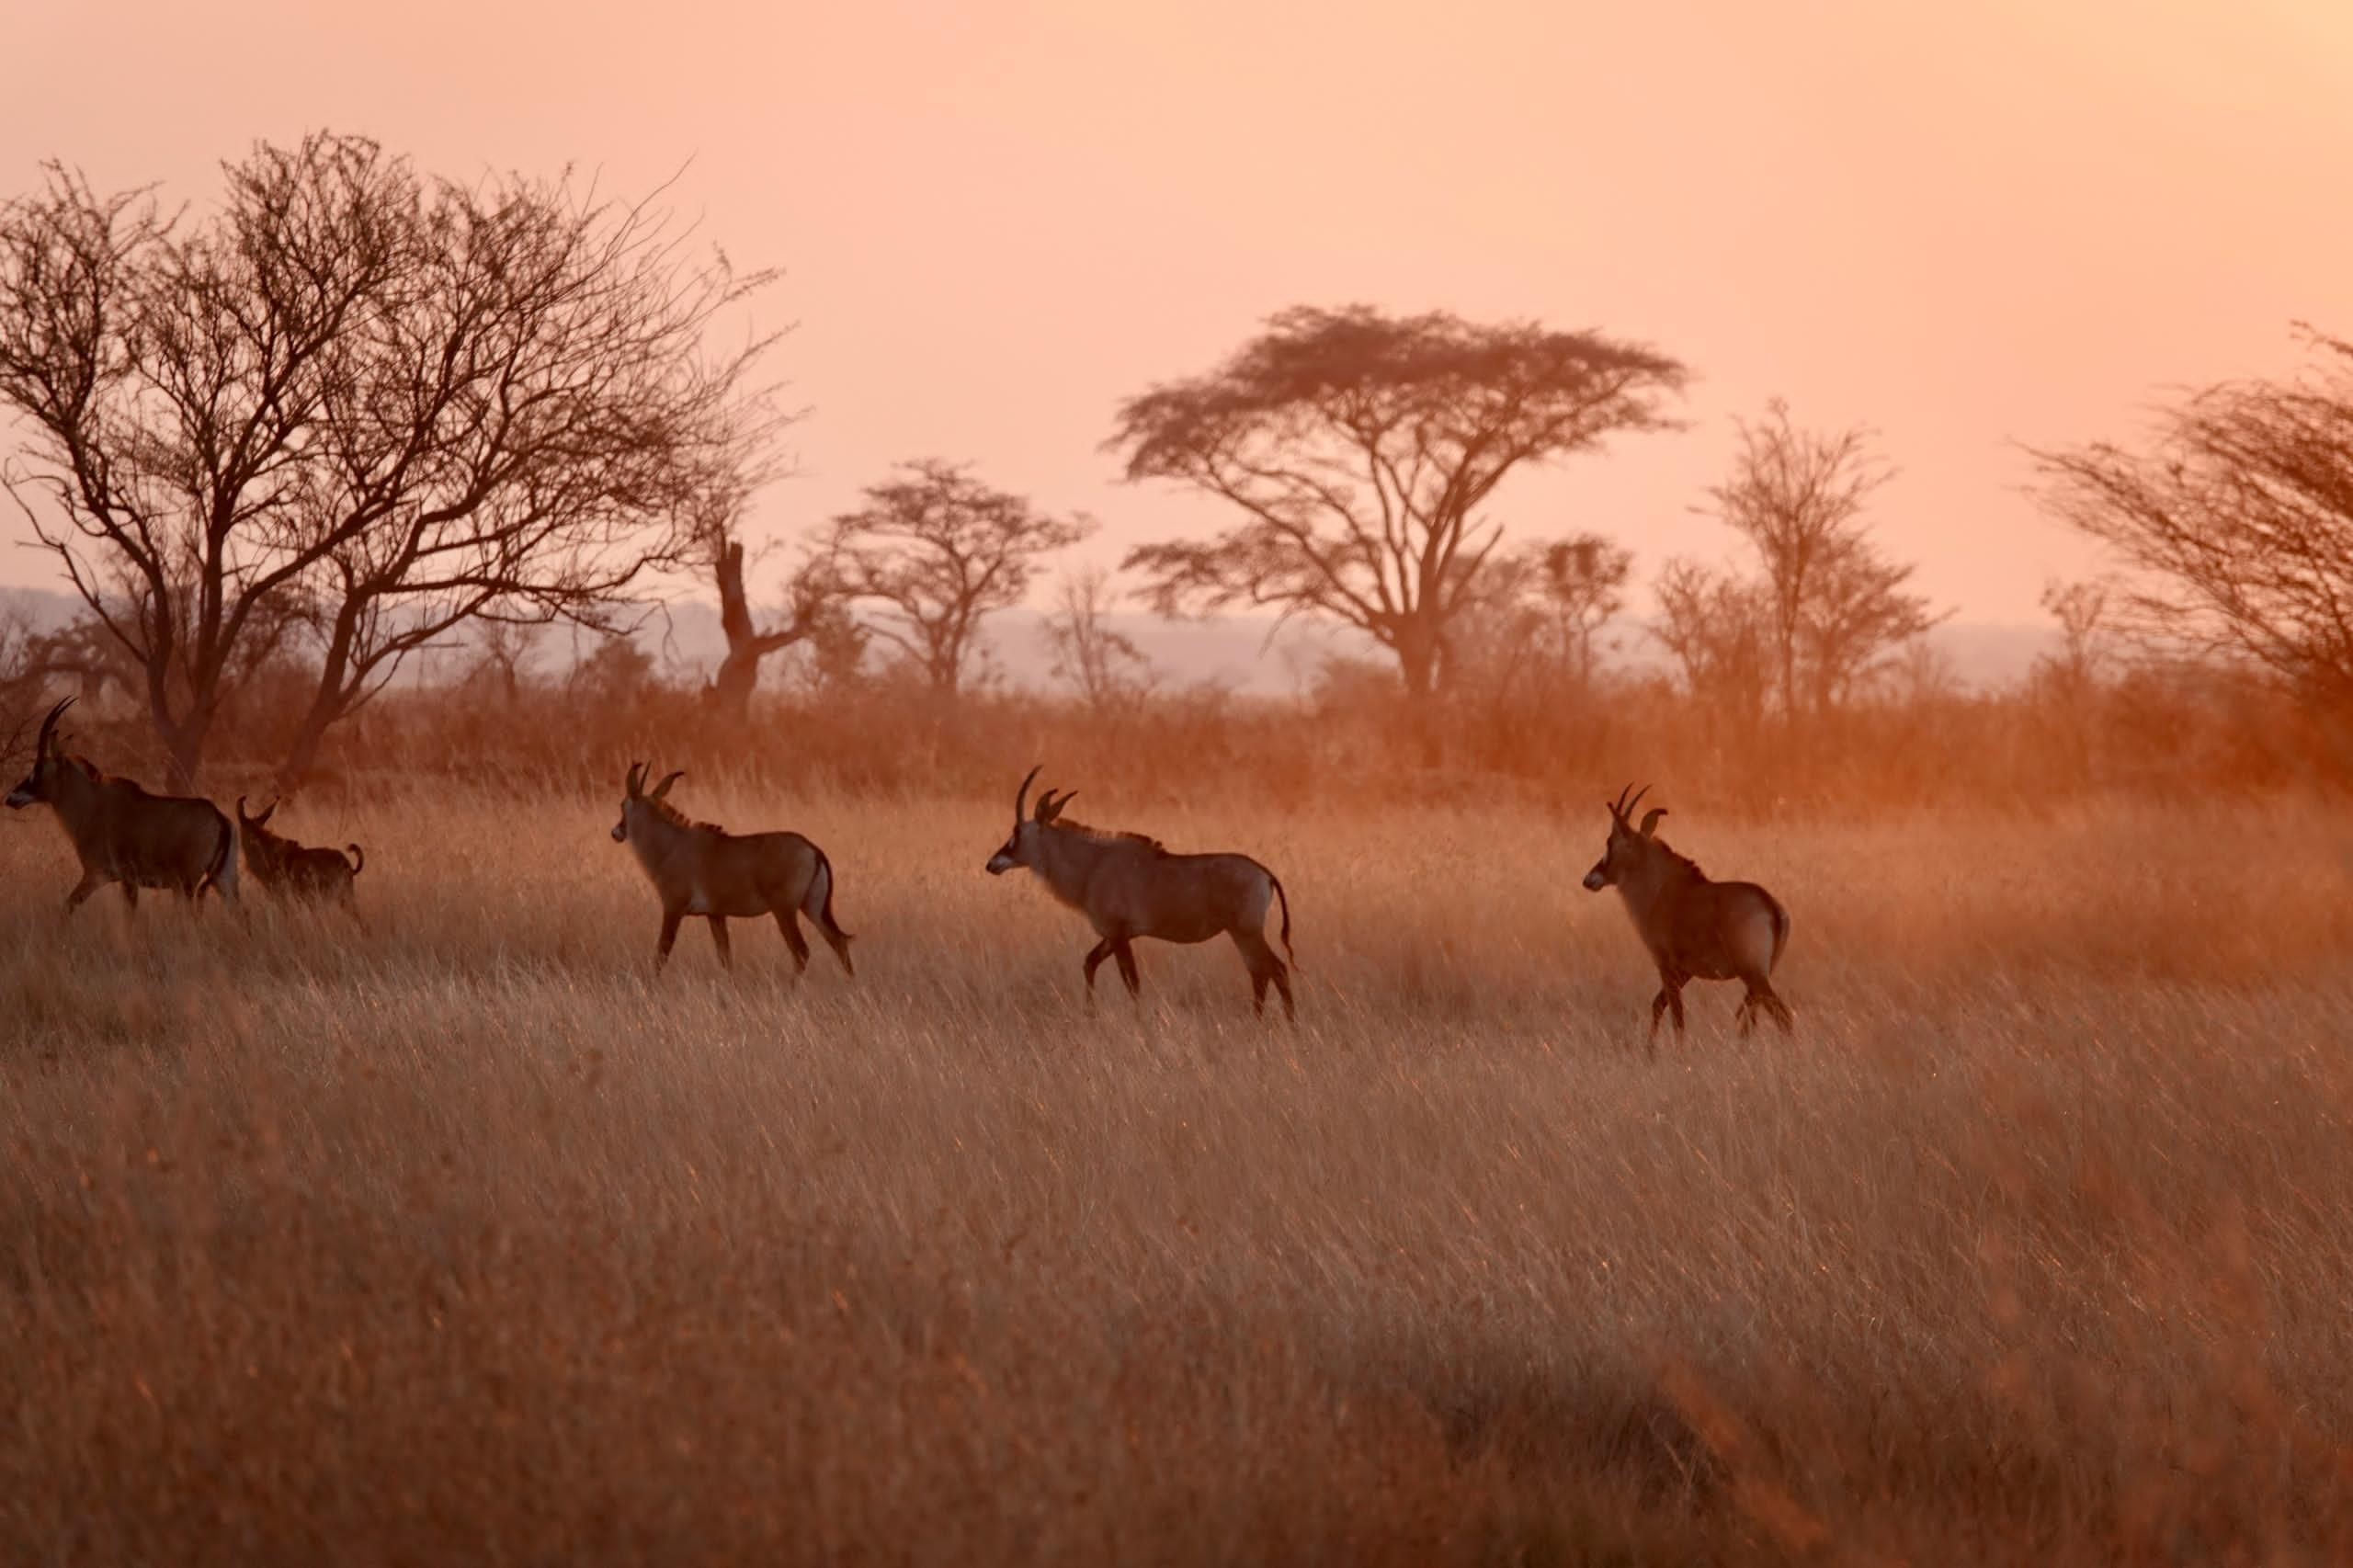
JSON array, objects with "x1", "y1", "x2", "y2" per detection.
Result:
[{"x1": 3, "y1": 132, "x2": 2350, "y2": 789}]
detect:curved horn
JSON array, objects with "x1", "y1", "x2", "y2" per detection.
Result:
[
  {"x1": 625, "y1": 761, "x2": 646, "y2": 798},
  {"x1": 1624, "y1": 784, "x2": 1652, "y2": 823},
  {"x1": 650, "y1": 769, "x2": 684, "y2": 801},
  {"x1": 1639, "y1": 806, "x2": 1668, "y2": 838},
  {"x1": 1014, "y1": 764, "x2": 1043, "y2": 822},
  {"x1": 32, "y1": 697, "x2": 71, "y2": 762},
  {"x1": 1608, "y1": 781, "x2": 1635, "y2": 820},
  {"x1": 1039, "y1": 788, "x2": 1076, "y2": 824}
]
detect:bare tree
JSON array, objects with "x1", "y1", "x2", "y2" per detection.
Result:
[
  {"x1": 824, "y1": 460, "x2": 1091, "y2": 697},
  {"x1": 699, "y1": 534, "x2": 849, "y2": 717},
  {"x1": 0, "y1": 134, "x2": 774, "y2": 785},
  {"x1": 1530, "y1": 532, "x2": 1633, "y2": 687},
  {"x1": 2033, "y1": 576, "x2": 2115, "y2": 699},
  {"x1": 1043, "y1": 566, "x2": 1154, "y2": 711},
  {"x1": 1111, "y1": 305, "x2": 1686, "y2": 701},
  {"x1": 2031, "y1": 328, "x2": 2353, "y2": 712},
  {"x1": 1702, "y1": 401, "x2": 1938, "y2": 719},
  {"x1": 1653, "y1": 558, "x2": 1772, "y2": 720}
]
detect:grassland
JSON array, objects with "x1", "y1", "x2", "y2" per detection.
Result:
[{"x1": 4, "y1": 784, "x2": 2352, "y2": 1563}]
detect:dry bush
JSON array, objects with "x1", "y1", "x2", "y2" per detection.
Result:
[{"x1": 4, "y1": 786, "x2": 2353, "y2": 1562}]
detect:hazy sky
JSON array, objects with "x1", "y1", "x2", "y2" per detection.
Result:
[{"x1": 4, "y1": 0, "x2": 2348, "y2": 622}]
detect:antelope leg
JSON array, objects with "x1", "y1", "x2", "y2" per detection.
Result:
[{"x1": 63, "y1": 872, "x2": 101, "y2": 915}]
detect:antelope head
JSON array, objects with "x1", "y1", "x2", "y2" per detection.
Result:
[
  {"x1": 5, "y1": 698, "x2": 72, "y2": 811},
  {"x1": 612, "y1": 761, "x2": 683, "y2": 843},
  {"x1": 984, "y1": 764, "x2": 1074, "y2": 875},
  {"x1": 1583, "y1": 782, "x2": 1669, "y2": 892}
]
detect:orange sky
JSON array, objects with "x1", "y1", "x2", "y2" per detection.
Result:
[{"x1": 4, "y1": 0, "x2": 2349, "y2": 622}]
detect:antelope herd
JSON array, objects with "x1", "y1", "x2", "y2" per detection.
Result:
[{"x1": 5, "y1": 696, "x2": 1796, "y2": 1037}]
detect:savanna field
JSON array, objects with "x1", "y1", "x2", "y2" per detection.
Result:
[{"x1": 5, "y1": 782, "x2": 2353, "y2": 1564}]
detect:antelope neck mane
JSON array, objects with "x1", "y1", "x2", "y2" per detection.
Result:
[
  {"x1": 642, "y1": 797, "x2": 722, "y2": 834},
  {"x1": 65, "y1": 756, "x2": 144, "y2": 791},
  {"x1": 1640, "y1": 836, "x2": 1705, "y2": 881},
  {"x1": 1051, "y1": 819, "x2": 1166, "y2": 855}
]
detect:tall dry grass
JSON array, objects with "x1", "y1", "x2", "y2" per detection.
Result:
[{"x1": 4, "y1": 783, "x2": 2353, "y2": 1563}]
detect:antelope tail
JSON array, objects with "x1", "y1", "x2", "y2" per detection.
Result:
[
  {"x1": 207, "y1": 814, "x2": 240, "y2": 905},
  {"x1": 346, "y1": 844, "x2": 365, "y2": 876},
  {"x1": 809, "y1": 847, "x2": 851, "y2": 940},
  {"x1": 1270, "y1": 872, "x2": 1296, "y2": 967}
]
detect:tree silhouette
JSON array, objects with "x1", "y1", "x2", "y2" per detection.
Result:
[
  {"x1": 824, "y1": 460, "x2": 1090, "y2": 697},
  {"x1": 1701, "y1": 402, "x2": 1938, "y2": 719},
  {"x1": 0, "y1": 134, "x2": 774, "y2": 784},
  {"x1": 1111, "y1": 305, "x2": 1685, "y2": 701},
  {"x1": 2032, "y1": 328, "x2": 2353, "y2": 714}
]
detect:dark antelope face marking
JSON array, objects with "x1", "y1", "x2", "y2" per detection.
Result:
[
  {"x1": 985, "y1": 764, "x2": 1072, "y2": 875},
  {"x1": 612, "y1": 762, "x2": 680, "y2": 844},
  {"x1": 1585, "y1": 783, "x2": 1667, "y2": 892},
  {"x1": 985, "y1": 822, "x2": 1035, "y2": 876}
]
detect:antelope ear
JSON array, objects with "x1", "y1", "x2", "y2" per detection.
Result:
[
  {"x1": 650, "y1": 769, "x2": 684, "y2": 801},
  {"x1": 1040, "y1": 789, "x2": 1074, "y2": 824},
  {"x1": 1639, "y1": 807, "x2": 1668, "y2": 838}
]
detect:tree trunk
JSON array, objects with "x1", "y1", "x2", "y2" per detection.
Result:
[
  {"x1": 153, "y1": 693, "x2": 211, "y2": 792},
  {"x1": 1393, "y1": 628, "x2": 1439, "y2": 704},
  {"x1": 276, "y1": 606, "x2": 364, "y2": 791},
  {"x1": 704, "y1": 539, "x2": 820, "y2": 720},
  {"x1": 709, "y1": 540, "x2": 761, "y2": 719}
]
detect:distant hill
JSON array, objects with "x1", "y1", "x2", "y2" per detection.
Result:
[{"x1": 5, "y1": 581, "x2": 2055, "y2": 697}]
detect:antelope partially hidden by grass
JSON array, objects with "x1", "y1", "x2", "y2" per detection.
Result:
[
  {"x1": 1583, "y1": 783, "x2": 1791, "y2": 1044},
  {"x1": 984, "y1": 766, "x2": 1296, "y2": 1018},
  {"x1": 610, "y1": 763, "x2": 854, "y2": 976},
  {"x1": 3, "y1": 697, "x2": 238, "y2": 911},
  {"x1": 235, "y1": 797, "x2": 364, "y2": 914}
]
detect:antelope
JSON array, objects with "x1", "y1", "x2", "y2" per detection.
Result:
[
  {"x1": 235, "y1": 797, "x2": 364, "y2": 912},
  {"x1": 3, "y1": 697, "x2": 239, "y2": 911},
  {"x1": 983, "y1": 766, "x2": 1297, "y2": 1018},
  {"x1": 1583, "y1": 783, "x2": 1791, "y2": 1044},
  {"x1": 609, "y1": 762, "x2": 854, "y2": 976}
]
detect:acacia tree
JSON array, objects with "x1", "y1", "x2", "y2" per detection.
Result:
[
  {"x1": 824, "y1": 460, "x2": 1090, "y2": 697},
  {"x1": 1701, "y1": 401, "x2": 1938, "y2": 719},
  {"x1": 2031, "y1": 329, "x2": 2353, "y2": 713},
  {"x1": 1110, "y1": 305, "x2": 1686, "y2": 701},
  {"x1": 0, "y1": 134, "x2": 774, "y2": 785}
]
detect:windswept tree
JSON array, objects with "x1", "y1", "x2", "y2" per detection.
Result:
[
  {"x1": 2031, "y1": 328, "x2": 2353, "y2": 713},
  {"x1": 1110, "y1": 305, "x2": 1686, "y2": 701},
  {"x1": 824, "y1": 460, "x2": 1091, "y2": 697},
  {"x1": 1701, "y1": 401, "x2": 1939, "y2": 719},
  {"x1": 0, "y1": 133, "x2": 774, "y2": 785}
]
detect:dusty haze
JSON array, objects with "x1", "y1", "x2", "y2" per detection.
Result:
[{"x1": 4, "y1": 0, "x2": 2350, "y2": 619}]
